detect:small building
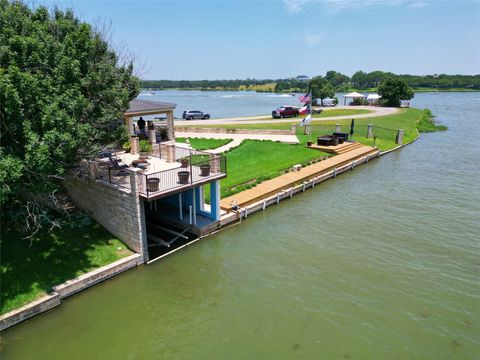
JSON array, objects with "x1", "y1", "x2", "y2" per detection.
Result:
[{"x1": 66, "y1": 99, "x2": 227, "y2": 263}]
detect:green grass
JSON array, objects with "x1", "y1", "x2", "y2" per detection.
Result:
[
  {"x1": 282, "y1": 108, "x2": 373, "y2": 121},
  {"x1": 416, "y1": 109, "x2": 448, "y2": 132},
  {"x1": 219, "y1": 140, "x2": 330, "y2": 198},
  {"x1": 0, "y1": 218, "x2": 132, "y2": 314},
  {"x1": 191, "y1": 108, "x2": 431, "y2": 152},
  {"x1": 231, "y1": 108, "x2": 373, "y2": 121},
  {"x1": 203, "y1": 108, "x2": 443, "y2": 200},
  {"x1": 314, "y1": 108, "x2": 373, "y2": 117},
  {"x1": 176, "y1": 137, "x2": 232, "y2": 150}
]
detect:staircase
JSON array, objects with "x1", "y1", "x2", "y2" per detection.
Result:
[{"x1": 308, "y1": 141, "x2": 366, "y2": 155}]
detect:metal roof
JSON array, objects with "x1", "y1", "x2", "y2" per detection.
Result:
[{"x1": 125, "y1": 99, "x2": 176, "y2": 115}]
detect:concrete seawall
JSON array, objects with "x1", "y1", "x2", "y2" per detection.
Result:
[{"x1": 0, "y1": 254, "x2": 142, "y2": 331}]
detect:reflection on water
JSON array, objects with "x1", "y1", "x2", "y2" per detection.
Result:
[{"x1": 1, "y1": 92, "x2": 480, "y2": 359}]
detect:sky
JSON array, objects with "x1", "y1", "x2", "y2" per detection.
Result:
[{"x1": 38, "y1": 0, "x2": 480, "y2": 79}]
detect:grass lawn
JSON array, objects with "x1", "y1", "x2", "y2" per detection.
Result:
[
  {"x1": 0, "y1": 218, "x2": 132, "y2": 314},
  {"x1": 227, "y1": 108, "x2": 373, "y2": 121},
  {"x1": 219, "y1": 140, "x2": 330, "y2": 198},
  {"x1": 191, "y1": 108, "x2": 431, "y2": 152},
  {"x1": 176, "y1": 137, "x2": 232, "y2": 150},
  {"x1": 201, "y1": 108, "x2": 438, "y2": 200},
  {"x1": 310, "y1": 108, "x2": 373, "y2": 118}
]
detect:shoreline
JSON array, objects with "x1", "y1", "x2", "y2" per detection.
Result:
[
  {"x1": 0, "y1": 132, "x2": 416, "y2": 331},
  {"x1": 141, "y1": 87, "x2": 480, "y2": 93}
]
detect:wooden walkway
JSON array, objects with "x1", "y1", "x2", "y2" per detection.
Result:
[{"x1": 220, "y1": 143, "x2": 378, "y2": 212}]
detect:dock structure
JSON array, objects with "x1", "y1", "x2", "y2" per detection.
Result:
[
  {"x1": 220, "y1": 143, "x2": 379, "y2": 213},
  {"x1": 308, "y1": 141, "x2": 366, "y2": 155}
]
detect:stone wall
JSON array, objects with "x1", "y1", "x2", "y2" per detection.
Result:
[
  {"x1": 64, "y1": 175, "x2": 147, "y2": 259},
  {"x1": 0, "y1": 254, "x2": 142, "y2": 331}
]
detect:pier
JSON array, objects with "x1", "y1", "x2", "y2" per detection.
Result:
[{"x1": 220, "y1": 142, "x2": 379, "y2": 213}]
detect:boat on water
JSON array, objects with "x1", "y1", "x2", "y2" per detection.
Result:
[{"x1": 138, "y1": 91, "x2": 155, "y2": 96}]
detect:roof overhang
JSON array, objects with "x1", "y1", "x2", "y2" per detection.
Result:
[{"x1": 125, "y1": 99, "x2": 177, "y2": 117}]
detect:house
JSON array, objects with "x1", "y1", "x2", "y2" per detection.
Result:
[{"x1": 65, "y1": 99, "x2": 227, "y2": 263}]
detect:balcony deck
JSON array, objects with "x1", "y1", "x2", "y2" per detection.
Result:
[{"x1": 83, "y1": 146, "x2": 226, "y2": 201}]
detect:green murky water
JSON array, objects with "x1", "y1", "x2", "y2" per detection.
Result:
[{"x1": 1, "y1": 93, "x2": 479, "y2": 359}]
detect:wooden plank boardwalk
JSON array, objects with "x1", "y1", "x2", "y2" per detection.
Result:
[{"x1": 220, "y1": 143, "x2": 378, "y2": 212}]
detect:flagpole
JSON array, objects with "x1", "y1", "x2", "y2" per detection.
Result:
[
  {"x1": 304, "y1": 81, "x2": 312, "y2": 135},
  {"x1": 309, "y1": 80, "x2": 312, "y2": 115}
]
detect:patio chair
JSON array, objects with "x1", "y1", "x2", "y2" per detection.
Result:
[{"x1": 99, "y1": 151, "x2": 129, "y2": 175}]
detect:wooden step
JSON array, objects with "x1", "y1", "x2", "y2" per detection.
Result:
[
  {"x1": 336, "y1": 144, "x2": 364, "y2": 154},
  {"x1": 309, "y1": 141, "x2": 364, "y2": 155}
]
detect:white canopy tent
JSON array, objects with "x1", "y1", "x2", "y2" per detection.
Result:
[
  {"x1": 366, "y1": 93, "x2": 382, "y2": 105},
  {"x1": 343, "y1": 92, "x2": 366, "y2": 105}
]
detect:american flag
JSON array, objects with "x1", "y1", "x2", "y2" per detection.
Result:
[{"x1": 299, "y1": 92, "x2": 311, "y2": 103}]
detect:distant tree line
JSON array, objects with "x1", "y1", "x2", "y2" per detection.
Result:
[
  {"x1": 142, "y1": 72, "x2": 480, "y2": 92},
  {"x1": 141, "y1": 79, "x2": 277, "y2": 90}
]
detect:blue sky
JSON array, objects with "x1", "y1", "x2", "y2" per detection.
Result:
[{"x1": 41, "y1": 0, "x2": 480, "y2": 79}]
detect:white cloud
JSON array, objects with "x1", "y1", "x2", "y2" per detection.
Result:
[
  {"x1": 304, "y1": 31, "x2": 326, "y2": 45},
  {"x1": 283, "y1": 0, "x2": 309, "y2": 13},
  {"x1": 409, "y1": 2, "x2": 428, "y2": 8},
  {"x1": 284, "y1": 0, "x2": 426, "y2": 14}
]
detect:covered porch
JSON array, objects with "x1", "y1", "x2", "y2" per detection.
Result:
[{"x1": 124, "y1": 98, "x2": 176, "y2": 145}]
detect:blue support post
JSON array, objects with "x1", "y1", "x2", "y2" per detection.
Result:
[{"x1": 209, "y1": 180, "x2": 220, "y2": 220}]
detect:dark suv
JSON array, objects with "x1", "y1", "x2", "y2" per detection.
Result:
[
  {"x1": 182, "y1": 110, "x2": 210, "y2": 120},
  {"x1": 272, "y1": 106, "x2": 299, "y2": 118}
]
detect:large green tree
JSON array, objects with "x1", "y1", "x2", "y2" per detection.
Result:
[
  {"x1": 310, "y1": 76, "x2": 335, "y2": 105},
  {"x1": 0, "y1": 1, "x2": 139, "y2": 208},
  {"x1": 378, "y1": 78, "x2": 414, "y2": 107}
]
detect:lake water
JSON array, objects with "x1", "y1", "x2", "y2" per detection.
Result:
[{"x1": 2, "y1": 92, "x2": 479, "y2": 359}]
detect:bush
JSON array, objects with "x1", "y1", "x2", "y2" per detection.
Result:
[
  {"x1": 139, "y1": 140, "x2": 152, "y2": 152},
  {"x1": 351, "y1": 97, "x2": 366, "y2": 105},
  {"x1": 122, "y1": 141, "x2": 131, "y2": 152}
]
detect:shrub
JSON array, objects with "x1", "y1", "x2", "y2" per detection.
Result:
[{"x1": 139, "y1": 140, "x2": 152, "y2": 152}]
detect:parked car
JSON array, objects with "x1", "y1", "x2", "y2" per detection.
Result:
[
  {"x1": 272, "y1": 106, "x2": 299, "y2": 118},
  {"x1": 182, "y1": 110, "x2": 210, "y2": 120}
]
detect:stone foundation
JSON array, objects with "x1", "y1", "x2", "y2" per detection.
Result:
[{"x1": 64, "y1": 174, "x2": 147, "y2": 259}]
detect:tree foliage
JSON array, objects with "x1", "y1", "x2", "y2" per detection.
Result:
[
  {"x1": 0, "y1": 1, "x2": 139, "y2": 206},
  {"x1": 378, "y1": 78, "x2": 414, "y2": 107},
  {"x1": 310, "y1": 76, "x2": 335, "y2": 104}
]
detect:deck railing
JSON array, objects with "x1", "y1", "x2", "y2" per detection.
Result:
[
  {"x1": 76, "y1": 147, "x2": 227, "y2": 198},
  {"x1": 137, "y1": 153, "x2": 227, "y2": 199},
  {"x1": 77, "y1": 159, "x2": 133, "y2": 191}
]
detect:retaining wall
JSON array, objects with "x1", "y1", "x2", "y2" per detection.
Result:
[
  {"x1": 0, "y1": 254, "x2": 142, "y2": 331},
  {"x1": 218, "y1": 151, "x2": 379, "y2": 227},
  {"x1": 64, "y1": 175, "x2": 146, "y2": 257}
]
